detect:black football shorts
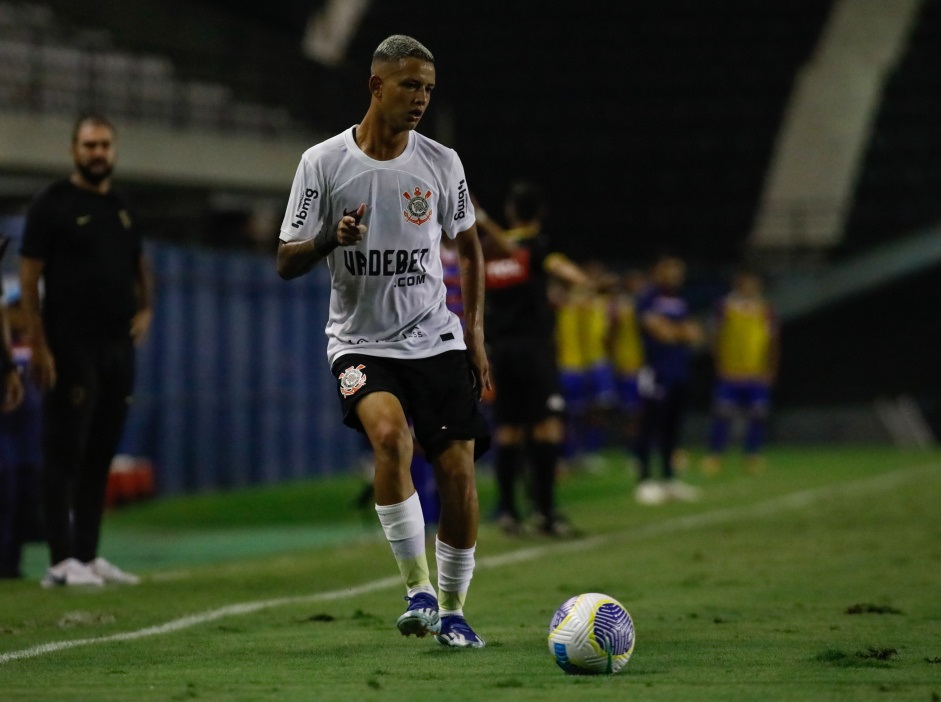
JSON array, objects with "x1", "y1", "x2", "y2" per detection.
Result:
[
  {"x1": 488, "y1": 337, "x2": 565, "y2": 425},
  {"x1": 331, "y1": 350, "x2": 491, "y2": 461}
]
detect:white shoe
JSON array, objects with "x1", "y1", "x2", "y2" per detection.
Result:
[
  {"x1": 664, "y1": 479, "x2": 701, "y2": 502},
  {"x1": 88, "y1": 557, "x2": 141, "y2": 585},
  {"x1": 41, "y1": 558, "x2": 105, "y2": 588},
  {"x1": 634, "y1": 480, "x2": 667, "y2": 506}
]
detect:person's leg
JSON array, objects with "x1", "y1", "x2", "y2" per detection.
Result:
[
  {"x1": 633, "y1": 395, "x2": 659, "y2": 482},
  {"x1": 74, "y1": 341, "x2": 133, "y2": 564},
  {"x1": 431, "y1": 438, "x2": 484, "y2": 648},
  {"x1": 704, "y1": 382, "x2": 733, "y2": 475},
  {"x1": 493, "y1": 424, "x2": 525, "y2": 527},
  {"x1": 659, "y1": 384, "x2": 687, "y2": 481},
  {"x1": 633, "y1": 391, "x2": 671, "y2": 505},
  {"x1": 529, "y1": 415, "x2": 566, "y2": 533},
  {"x1": 581, "y1": 363, "x2": 616, "y2": 463},
  {"x1": 334, "y1": 354, "x2": 442, "y2": 636},
  {"x1": 743, "y1": 384, "x2": 771, "y2": 474},
  {"x1": 358, "y1": 390, "x2": 442, "y2": 638},
  {"x1": 661, "y1": 383, "x2": 700, "y2": 501},
  {"x1": 489, "y1": 343, "x2": 528, "y2": 528},
  {"x1": 408, "y1": 350, "x2": 490, "y2": 648},
  {"x1": 558, "y1": 370, "x2": 586, "y2": 464},
  {"x1": 357, "y1": 391, "x2": 433, "y2": 593},
  {"x1": 40, "y1": 343, "x2": 96, "y2": 566}
]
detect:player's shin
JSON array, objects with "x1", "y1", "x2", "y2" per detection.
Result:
[
  {"x1": 375, "y1": 492, "x2": 433, "y2": 596},
  {"x1": 435, "y1": 537, "x2": 475, "y2": 616}
]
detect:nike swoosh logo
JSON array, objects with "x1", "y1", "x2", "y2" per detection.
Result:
[{"x1": 77, "y1": 215, "x2": 91, "y2": 225}]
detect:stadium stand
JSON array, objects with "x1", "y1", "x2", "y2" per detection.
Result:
[
  {"x1": 0, "y1": 1, "x2": 303, "y2": 134},
  {"x1": 762, "y1": 0, "x2": 941, "y2": 440},
  {"x1": 841, "y1": 0, "x2": 941, "y2": 257}
]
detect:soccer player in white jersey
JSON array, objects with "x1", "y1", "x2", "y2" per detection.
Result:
[{"x1": 277, "y1": 35, "x2": 491, "y2": 649}]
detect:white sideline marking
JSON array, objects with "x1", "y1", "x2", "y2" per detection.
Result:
[{"x1": 1, "y1": 463, "x2": 935, "y2": 664}]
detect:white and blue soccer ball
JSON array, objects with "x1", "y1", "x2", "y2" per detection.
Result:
[{"x1": 547, "y1": 592, "x2": 635, "y2": 675}]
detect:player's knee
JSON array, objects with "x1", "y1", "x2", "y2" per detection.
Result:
[
  {"x1": 495, "y1": 425, "x2": 525, "y2": 445},
  {"x1": 532, "y1": 416, "x2": 564, "y2": 443},
  {"x1": 433, "y1": 441, "x2": 475, "y2": 482},
  {"x1": 368, "y1": 421, "x2": 412, "y2": 463}
]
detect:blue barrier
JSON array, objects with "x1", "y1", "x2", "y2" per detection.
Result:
[{"x1": 119, "y1": 242, "x2": 365, "y2": 495}]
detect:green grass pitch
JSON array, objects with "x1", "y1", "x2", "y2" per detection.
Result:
[{"x1": 1, "y1": 445, "x2": 939, "y2": 701}]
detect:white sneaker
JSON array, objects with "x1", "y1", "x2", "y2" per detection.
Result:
[
  {"x1": 634, "y1": 479, "x2": 667, "y2": 506},
  {"x1": 88, "y1": 557, "x2": 141, "y2": 585},
  {"x1": 664, "y1": 479, "x2": 701, "y2": 502},
  {"x1": 41, "y1": 558, "x2": 105, "y2": 588}
]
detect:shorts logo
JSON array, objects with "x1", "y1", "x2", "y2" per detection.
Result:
[
  {"x1": 339, "y1": 364, "x2": 367, "y2": 397},
  {"x1": 403, "y1": 187, "x2": 433, "y2": 226}
]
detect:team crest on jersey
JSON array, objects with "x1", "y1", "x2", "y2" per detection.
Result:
[
  {"x1": 402, "y1": 187, "x2": 433, "y2": 225},
  {"x1": 339, "y1": 364, "x2": 367, "y2": 397}
]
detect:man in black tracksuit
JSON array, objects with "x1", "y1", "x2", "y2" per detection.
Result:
[{"x1": 19, "y1": 114, "x2": 153, "y2": 587}]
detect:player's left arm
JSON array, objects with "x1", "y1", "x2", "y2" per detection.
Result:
[{"x1": 454, "y1": 226, "x2": 492, "y2": 397}]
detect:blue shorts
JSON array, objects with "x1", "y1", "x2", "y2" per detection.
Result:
[
  {"x1": 614, "y1": 374, "x2": 641, "y2": 412},
  {"x1": 713, "y1": 380, "x2": 770, "y2": 411},
  {"x1": 586, "y1": 363, "x2": 617, "y2": 408},
  {"x1": 561, "y1": 365, "x2": 618, "y2": 414},
  {"x1": 559, "y1": 370, "x2": 588, "y2": 414}
]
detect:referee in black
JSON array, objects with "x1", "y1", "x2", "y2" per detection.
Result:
[{"x1": 19, "y1": 114, "x2": 153, "y2": 587}]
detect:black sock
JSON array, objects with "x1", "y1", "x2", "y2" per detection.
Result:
[
  {"x1": 495, "y1": 443, "x2": 524, "y2": 519},
  {"x1": 529, "y1": 440, "x2": 560, "y2": 521}
]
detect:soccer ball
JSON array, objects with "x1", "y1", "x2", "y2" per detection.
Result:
[{"x1": 547, "y1": 592, "x2": 635, "y2": 675}]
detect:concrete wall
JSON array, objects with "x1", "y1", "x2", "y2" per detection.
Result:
[{"x1": 0, "y1": 112, "x2": 322, "y2": 192}]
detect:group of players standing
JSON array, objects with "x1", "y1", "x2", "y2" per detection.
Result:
[
  {"x1": 474, "y1": 185, "x2": 781, "y2": 522},
  {"x1": 546, "y1": 254, "x2": 781, "y2": 508}
]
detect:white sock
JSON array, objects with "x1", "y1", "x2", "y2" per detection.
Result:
[
  {"x1": 436, "y1": 537, "x2": 475, "y2": 616},
  {"x1": 375, "y1": 492, "x2": 434, "y2": 597}
]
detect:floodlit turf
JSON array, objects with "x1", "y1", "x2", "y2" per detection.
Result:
[{"x1": 1, "y1": 446, "x2": 940, "y2": 701}]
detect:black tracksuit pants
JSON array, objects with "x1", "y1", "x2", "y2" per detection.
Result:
[{"x1": 41, "y1": 336, "x2": 135, "y2": 565}]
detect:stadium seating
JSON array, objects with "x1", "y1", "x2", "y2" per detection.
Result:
[{"x1": 0, "y1": 1, "x2": 306, "y2": 136}]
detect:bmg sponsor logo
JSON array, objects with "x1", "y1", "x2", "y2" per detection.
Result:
[
  {"x1": 291, "y1": 188, "x2": 318, "y2": 229},
  {"x1": 453, "y1": 179, "x2": 467, "y2": 221}
]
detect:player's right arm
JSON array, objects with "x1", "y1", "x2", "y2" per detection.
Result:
[
  {"x1": 275, "y1": 151, "x2": 366, "y2": 280},
  {"x1": 277, "y1": 205, "x2": 366, "y2": 280},
  {"x1": 469, "y1": 192, "x2": 518, "y2": 260}
]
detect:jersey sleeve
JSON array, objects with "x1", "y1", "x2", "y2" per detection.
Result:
[
  {"x1": 439, "y1": 150, "x2": 475, "y2": 238},
  {"x1": 19, "y1": 190, "x2": 55, "y2": 261},
  {"x1": 279, "y1": 151, "x2": 327, "y2": 243}
]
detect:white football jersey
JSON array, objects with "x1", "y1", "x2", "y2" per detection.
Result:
[{"x1": 280, "y1": 126, "x2": 476, "y2": 367}]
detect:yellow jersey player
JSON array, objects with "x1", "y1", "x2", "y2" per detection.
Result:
[
  {"x1": 606, "y1": 269, "x2": 646, "y2": 447},
  {"x1": 702, "y1": 270, "x2": 780, "y2": 475}
]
